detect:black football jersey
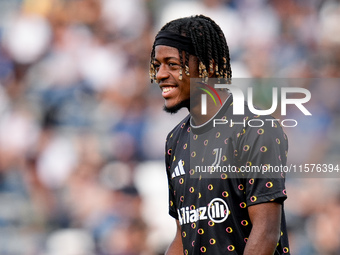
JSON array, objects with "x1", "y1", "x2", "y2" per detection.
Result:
[{"x1": 165, "y1": 96, "x2": 290, "y2": 255}]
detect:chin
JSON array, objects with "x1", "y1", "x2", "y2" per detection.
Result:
[{"x1": 163, "y1": 99, "x2": 190, "y2": 114}]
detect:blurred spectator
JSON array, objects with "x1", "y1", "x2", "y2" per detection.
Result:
[
  {"x1": 0, "y1": 0, "x2": 339, "y2": 254},
  {"x1": 45, "y1": 228, "x2": 96, "y2": 255}
]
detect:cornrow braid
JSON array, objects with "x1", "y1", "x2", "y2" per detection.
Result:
[{"x1": 150, "y1": 15, "x2": 232, "y2": 83}]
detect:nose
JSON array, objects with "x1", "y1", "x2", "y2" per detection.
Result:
[{"x1": 155, "y1": 64, "x2": 169, "y2": 82}]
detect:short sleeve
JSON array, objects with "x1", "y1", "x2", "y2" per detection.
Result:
[
  {"x1": 236, "y1": 118, "x2": 288, "y2": 206},
  {"x1": 165, "y1": 133, "x2": 178, "y2": 219}
]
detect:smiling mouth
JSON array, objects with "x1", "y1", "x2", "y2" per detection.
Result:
[{"x1": 162, "y1": 86, "x2": 176, "y2": 93}]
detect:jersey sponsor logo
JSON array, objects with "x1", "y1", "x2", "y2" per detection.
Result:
[
  {"x1": 172, "y1": 159, "x2": 185, "y2": 178},
  {"x1": 177, "y1": 198, "x2": 229, "y2": 225}
]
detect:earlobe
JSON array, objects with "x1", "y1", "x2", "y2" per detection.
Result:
[{"x1": 187, "y1": 54, "x2": 200, "y2": 78}]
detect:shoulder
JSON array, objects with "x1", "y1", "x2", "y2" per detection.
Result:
[
  {"x1": 166, "y1": 114, "x2": 191, "y2": 142},
  {"x1": 239, "y1": 101, "x2": 287, "y2": 139},
  {"x1": 232, "y1": 104, "x2": 288, "y2": 155},
  {"x1": 165, "y1": 114, "x2": 191, "y2": 165}
]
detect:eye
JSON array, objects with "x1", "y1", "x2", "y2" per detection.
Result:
[
  {"x1": 169, "y1": 62, "x2": 180, "y2": 67},
  {"x1": 169, "y1": 62, "x2": 181, "y2": 69}
]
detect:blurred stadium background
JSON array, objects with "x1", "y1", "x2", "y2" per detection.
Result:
[{"x1": 0, "y1": 0, "x2": 339, "y2": 254}]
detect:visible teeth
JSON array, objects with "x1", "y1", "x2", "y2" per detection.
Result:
[{"x1": 163, "y1": 87, "x2": 175, "y2": 93}]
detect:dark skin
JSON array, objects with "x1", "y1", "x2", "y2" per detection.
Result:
[
  {"x1": 244, "y1": 202, "x2": 282, "y2": 255},
  {"x1": 165, "y1": 220, "x2": 183, "y2": 255},
  {"x1": 154, "y1": 45, "x2": 282, "y2": 255},
  {"x1": 154, "y1": 45, "x2": 229, "y2": 125}
]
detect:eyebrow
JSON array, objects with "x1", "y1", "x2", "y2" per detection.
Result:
[{"x1": 154, "y1": 56, "x2": 180, "y2": 62}]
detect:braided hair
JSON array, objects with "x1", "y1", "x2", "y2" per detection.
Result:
[{"x1": 150, "y1": 15, "x2": 232, "y2": 83}]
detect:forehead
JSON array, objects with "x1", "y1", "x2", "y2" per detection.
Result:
[{"x1": 154, "y1": 45, "x2": 180, "y2": 60}]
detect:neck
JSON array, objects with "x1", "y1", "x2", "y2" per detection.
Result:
[{"x1": 190, "y1": 91, "x2": 230, "y2": 126}]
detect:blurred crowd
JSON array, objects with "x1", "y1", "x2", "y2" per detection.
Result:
[{"x1": 0, "y1": 0, "x2": 339, "y2": 254}]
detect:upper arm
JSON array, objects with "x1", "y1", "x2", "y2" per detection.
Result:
[
  {"x1": 237, "y1": 119, "x2": 288, "y2": 206},
  {"x1": 243, "y1": 202, "x2": 282, "y2": 255},
  {"x1": 248, "y1": 202, "x2": 282, "y2": 234},
  {"x1": 240, "y1": 119, "x2": 286, "y2": 254},
  {"x1": 165, "y1": 220, "x2": 183, "y2": 255}
]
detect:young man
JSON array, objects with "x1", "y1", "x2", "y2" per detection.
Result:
[{"x1": 150, "y1": 15, "x2": 290, "y2": 255}]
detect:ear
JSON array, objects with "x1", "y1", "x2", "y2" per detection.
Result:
[{"x1": 187, "y1": 54, "x2": 200, "y2": 78}]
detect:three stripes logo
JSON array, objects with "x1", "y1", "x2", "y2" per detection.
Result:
[
  {"x1": 198, "y1": 82, "x2": 223, "y2": 115},
  {"x1": 172, "y1": 159, "x2": 185, "y2": 178}
]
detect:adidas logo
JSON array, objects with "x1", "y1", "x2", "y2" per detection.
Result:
[{"x1": 172, "y1": 159, "x2": 185, "y2": 178}]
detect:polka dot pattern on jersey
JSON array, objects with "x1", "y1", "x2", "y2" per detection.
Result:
[{"x1": 165, "y1": 103, "x2": 290, "y2": 254}]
